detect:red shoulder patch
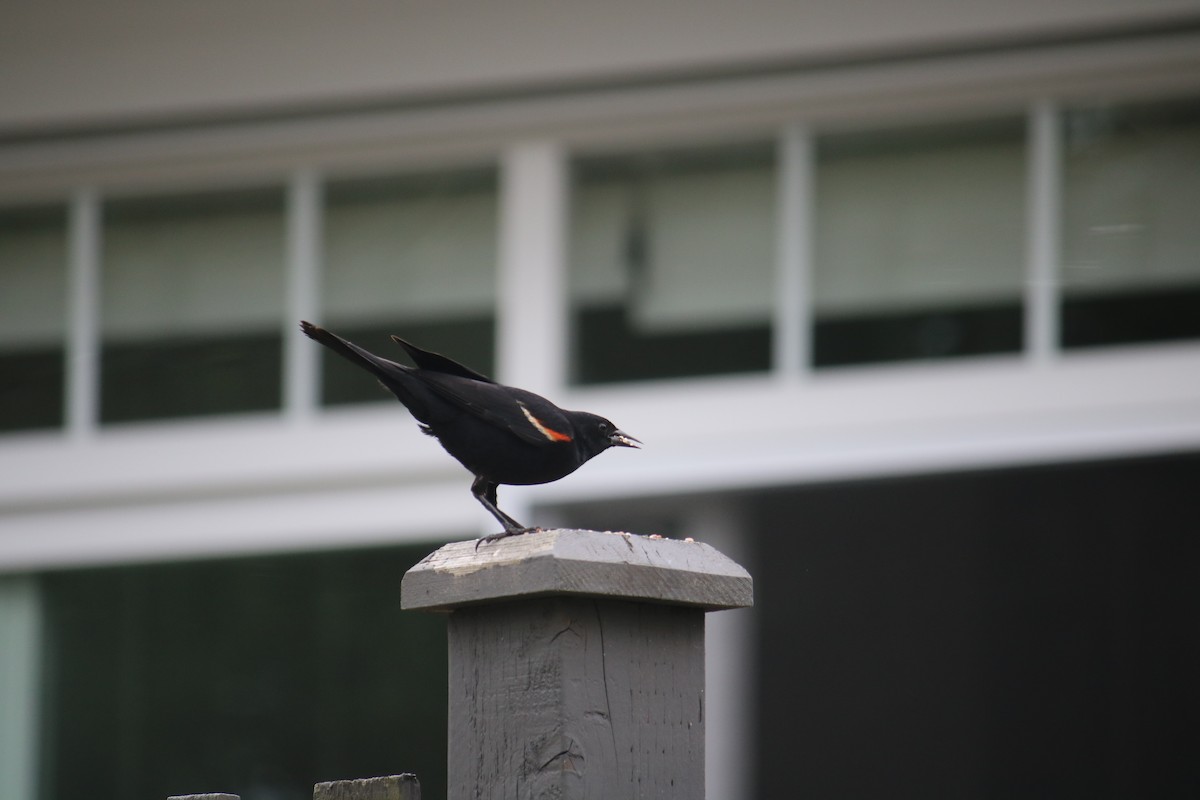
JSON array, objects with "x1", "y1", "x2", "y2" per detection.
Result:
[{"x1": 518, "y1": 403, "x2": 573, "y2": 443}]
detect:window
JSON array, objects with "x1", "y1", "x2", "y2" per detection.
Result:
[
  {"x1": 813, "y1": 118, "x2": 1026, "y2": 366},
  {"x1": 37, "y1": 545, "x2": 448, "y2": 800},
  {"x1": 0, "y1": 205, "x2": 68, "y2": 432},
  {"x1": 320, "y1": 168, "x2": 498, "y2": 405},
  {"x1": 1060, "y1": 96, "x2": 1200, "y2": 348},
  {"x1": 3, "y1": 95, "x2": 1196, "y2": 435},
  {"x1": 568, "y1": 142, "x2": 776, "y2": 384},
  {"x1": 100, "y1": 188, "x2": 286, "y2": 424}
]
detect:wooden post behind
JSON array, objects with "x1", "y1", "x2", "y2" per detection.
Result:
[
  {"x1": 313, "y1": 774, "x2": 421, "y2": 800},
  {"x1": 402, "y1": 529, "x2": 753, "y2": 800},
  {"x1": 170, "y1": 774, "x2": 419, "y2": 800}
]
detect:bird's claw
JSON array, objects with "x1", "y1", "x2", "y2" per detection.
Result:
[{"x1": 475, "y1": 526, "x2": 543, "y2": 551}]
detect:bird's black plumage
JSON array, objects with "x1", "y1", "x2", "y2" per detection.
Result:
[{"x1": 300, "y1": 321, "x2": 639, "y2": 541}]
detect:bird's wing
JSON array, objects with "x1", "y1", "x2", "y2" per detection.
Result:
[
  {"x1": 416, "y1": 373, "x2": 576, "y2": 447},
  {"x1": 390, "y1": 336, "x2": 495, "y2": 383}
]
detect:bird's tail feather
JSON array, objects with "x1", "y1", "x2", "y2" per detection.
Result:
[
  {"x1": 300, "y1": 321, "x2": 391, "y2": 374},
  {"x1": 299, "y1": 321, "x2": 428, "y2": 416}
]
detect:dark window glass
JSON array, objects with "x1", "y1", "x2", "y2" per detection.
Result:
[
  {"x1": 569, "y1": 143, "x2": 775, "y2": 384},
  {"x1": 0, "y1": 205, "x2": 67, "y2": 433},
  {"x1": 38, "y1": 545, "x2": 448, "y2": 800},
  {"x1": 100, "y1": 188, "x2": 285, "y2": 423},
  {"x1": 1061, "y1": 97, "x2": 1200, "y2": 348},
  {"x1": 813, "y1": 118, "x2": 1026, "y2": 366},
  {"x1": 321, "y1": 169, "x2": 497, "y2": 405},
  {"x1": 755, "y1": 452, "x2": 1200, "y2": 797}
]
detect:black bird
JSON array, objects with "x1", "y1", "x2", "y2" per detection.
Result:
[{"x1": 300, "y1": 321, "x2": 640, "y2": 541}]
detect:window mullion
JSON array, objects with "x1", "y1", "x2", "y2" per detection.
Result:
[
  {"x1": 284, "y1": 168, "x2": 322, "y2": 422},
  {"x1": 775, "y1": 123, "x2": 814, "y2": 381},
  {"x1": 66, "y1": 187, "x2": 100, "y2": 439},
  {"x1": 497, "y1": 140, "x2": 567, "y2": 395},
  {"x1": 1026, "y1": 99, "x2": 1062, "y2": 365}
]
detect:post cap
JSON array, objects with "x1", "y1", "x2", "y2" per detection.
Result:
[{"x1": 401, "y1": 528, "x2": 753, "y2": 613}]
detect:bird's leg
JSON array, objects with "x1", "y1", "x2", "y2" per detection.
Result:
[
  {"x1": 472, "y1": 477, "x2": 537, "y2": 547},
  {"x1": 475, "y1": 478, "x2": 525, "y2": 531}
]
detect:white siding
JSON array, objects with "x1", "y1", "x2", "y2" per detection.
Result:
[{"x1": 3, "y1": 1, "x2": 1197, "y2": 130}]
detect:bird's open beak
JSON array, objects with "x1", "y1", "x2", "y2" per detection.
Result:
[{"x1": 609, "y1": 429, "x2": 641, "y2": 449}]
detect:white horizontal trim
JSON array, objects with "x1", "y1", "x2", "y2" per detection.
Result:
[
  {"x1": 0, "y1": 480, "x2": 478, "y2": 572},
  {"x1": 535, "y1": 393, "x2": 1200, "y2": 506},
  {"x1": 0, "y1": 407, "x2": 454, "y2": 510},
  {"x1": 538, "y1": 345, "x2": 1200, "y2": 497},
  {"x1": 2, "y1": 342, "x2": 1198, "y2": 570},
  {"x1": 558, "y1": 341, "x2": 1200, "y2": 443}
]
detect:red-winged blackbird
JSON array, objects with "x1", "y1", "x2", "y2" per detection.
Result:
[{"x1": 300, "y1": 321, "x2": 640, "y2": 541}]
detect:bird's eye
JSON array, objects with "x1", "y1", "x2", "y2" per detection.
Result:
[{"x1": 598, "y1": 422, "x2": 609, "y2": 434}]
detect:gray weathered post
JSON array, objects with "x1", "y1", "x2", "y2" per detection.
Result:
[{"x1": 401, "y1": 528, "x2": 753, "y2": 799}]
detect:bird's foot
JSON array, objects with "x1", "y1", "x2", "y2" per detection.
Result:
[{"x1": 475, "y1": 526, "x2": 543, "y2": 551}]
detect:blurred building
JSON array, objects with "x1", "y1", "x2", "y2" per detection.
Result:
[{"x1": 2, "y1": 2, "x2": 1199, "y2": 798}]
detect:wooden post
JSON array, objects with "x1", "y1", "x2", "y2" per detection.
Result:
[
  {"x1": 313, "y1": 774, "x2": 421, "y2": 800},
  {"x1": 401, "y1": 529, "x2": 753, "y2": 799}
]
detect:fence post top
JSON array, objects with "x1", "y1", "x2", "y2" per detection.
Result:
[{"x1": 401, "y1": 528, "x2": 753, "y2": 613}]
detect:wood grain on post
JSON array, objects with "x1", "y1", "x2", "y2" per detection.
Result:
[{"x1": 401, "y1": 528, "x2": 753, "y2": 800}]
